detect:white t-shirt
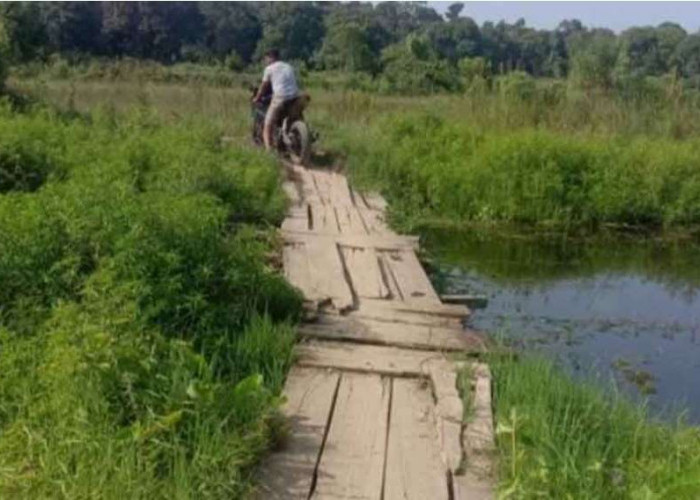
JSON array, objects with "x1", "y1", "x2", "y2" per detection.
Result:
[{"x1": 262, "y1": 61, "x2": 299, "y2": 100}]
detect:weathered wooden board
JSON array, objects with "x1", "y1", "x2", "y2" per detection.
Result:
[
  {"x1": 329, "y1": 172, "x2": 354, "y2": 207},
  {"x1": 298, "y1": 315, "x2": 486, "y2": 352},
  {"x1": 313, "y1": 373, "x2": 389, "y2": 499},
  {"x1": 310, "y1": 203, "x2": 341, "y2": 235},
  {"x1": 304, "y1": 239, "x2": 354, "y2": 311},
  {"x1": 256, "y1": 367, "x2": 340, "y2": 499},
  {"x1": 283, "y1": 242, "x2": 317, "y2": 299},
  {"x1": 362, "y1": 191, "x2": 388, "y2": 212},
  {"x1": 282, "y1": 230, "x2": 420, "y2": 252},
  {"x1": 297, "y1": 340, "x2": 446, "y2": 377},
  {"x1": 358, "y1": 207, "x2": 393, "y2": 235},
  {"x1": 426, "y1": 361, "x2": 465, "y2": 473},
  {"x1": 453, "y1": 364, "x2": 495, "y2": 500},
  {"x1": 281, "y1": 205, "x2": 310, "y2": 232},
  {"x1": 380, "y1": 249, "x2": 440, "y2": 303},
  {"x1": 358, "y1": 298, "x2": 470, "y2": 322},
  {"x1": 384, "y1": 378, "x2": 450, "y2": 500},
  {"x1": 340, "y1": 246, "x2": 390, "y2": 299},
  {"x1": 333, "y1": 206, "x2": 371, "y2": 235}
]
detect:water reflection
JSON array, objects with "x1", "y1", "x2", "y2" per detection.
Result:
[{"x1": 423, "y1": 229, "x2": 700, "y2": 423}]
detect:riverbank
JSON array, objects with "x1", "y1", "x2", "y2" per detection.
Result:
[{"x1": 0, "y1": 103, "x2": 302, "y2": 497}]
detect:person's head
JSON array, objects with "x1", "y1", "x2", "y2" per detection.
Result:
[{"x1": 264, "y1": 49, "x2": 280, "y2": 66}]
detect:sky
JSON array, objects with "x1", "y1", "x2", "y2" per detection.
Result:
[{"x1": 428, "y1": 2, "x2": 700, "y2": 33}]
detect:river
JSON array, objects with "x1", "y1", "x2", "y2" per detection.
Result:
[{"x1": 423, "y1": 229, "x2": 700, "y2": 423}]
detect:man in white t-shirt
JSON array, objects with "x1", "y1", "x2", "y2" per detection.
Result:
[{"x1": 252, "y1": 49, "x2": 300, "y2": 150}]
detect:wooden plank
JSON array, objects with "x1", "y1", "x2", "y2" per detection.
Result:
[
  {"x1": 256, "y1": 367, "x2": 340, "y2": 499},
  {"x1": 297, "y1": 340, "x2": 446, "y2": 377},
  {"x1": 384, "y1": 378, "x2": 450, "y2": 500},
  {"x1": 283, "y1": 242, "x2": 316, "y2": 298},
  {"x1": 329, "y1": 172, "x2": 354, "y2": 206},
  {"x1": 310, "y1": 203, "x2": 340, "y2": 235},
  {"x1": 427, "y1": 361, "x2": 465, "y2": 473},
  {"x1": 363, "y1": 191, "x2": 388, "y2": 211},
  {"x1": 453, "y1": 364, "x2": 495, "y2": 500},
  {"x1": 297, "y1": 167, "x2": 322, "y2": 205},
  {"x1": 282, "y1": 180, "x2": 302, "y2": 206},
  {"x1": 334, "y1": 206, "x2": 371, "y2": 235},
  {"x1": 340, "y1": 246, "x2": 390, "y2": 299},
  {"x1": 310, "y1": 170, "x2": 333, "y2": 205},
  {"x1": 281, "y1": 205, "x2": 309, "y2": 232},
  {"x1": 440, "y1": 294, "x2": 489, "y2": 309},
  {"x1": 313, "y1": 373, "x2": 389, "y2": 500},
  {"x1": 305, "y1": 239, "x2": 354, "y2": 312},
  {"x1": 358, "y1": 208, "x2": 393, "y2": 236},
  {"x1": 347, "y1": 307, "x2": 465, "y2": 329},
  {"x1": 282, "y1": 230, "x2": 420, "y2": 252},
  {"x1": 358, "y1": 298, "x2": 470, "y2": 321},
  {"x1": 298, "y1": 315, "x2": 487, "y2": 353},
  {"x1": 380, "y1": 249, "x2": 440, "y2": 303}
]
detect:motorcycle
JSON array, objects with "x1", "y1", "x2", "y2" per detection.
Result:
[{"x1": 251, "y1": 86, "x2": 314, "y2": 165}]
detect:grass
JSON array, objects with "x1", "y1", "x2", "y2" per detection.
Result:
[
  {"x1": 489, "y1": 355, "x2": 700, "y2": 499},
  {"x1": 0, "y1": 101, "x2": 302, "y2": 498},
  {"x1": 330, "y1": 113, "x2": 700, "y2": 232}
]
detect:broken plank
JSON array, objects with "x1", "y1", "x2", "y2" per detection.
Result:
[
  {"x1": 358, "y1": 298, "x2": 470, "y2": 321},
  {"x1": 282, "y1": 230, "x2": 420, "y2": 252},
  {"x1": 297, "y1": 340, "x2": 446, "y2": 377},
  {"x1": 313, "y1": 373, "x2": 389, "y2": 499},
  {"x1": 384, "y1": 378, "x2": 450, "y2": 500},
  {"x1": 363, "y1": 191, "x2": 388, "y2": 211},
  {"x1": 256, "y1": 367, "x2": 340, "y2": 499},
  {"x1": 309, "y1": 203, "x2": 340, "y2": 235},
  {"x1": 298, "y1": 315, "x2": 487, "y2": 353},
  {"x1": 340, "y1": 246, "x2": 390, "y2": 299},
  {"x1": 379, "y1": 249, "x2": 440, "y2": 303},
  {"x1": 453, "y1": 363, "x2": 495, "y2": 500},
  {"x1": 440, "y1": 294, "x2": 489, "y2": 309},
  {"x1": 305, "y1": 239, "x2": 354, "y2": 312}
]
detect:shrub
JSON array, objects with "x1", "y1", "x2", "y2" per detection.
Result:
[{"x1": 0, "y1": 105, "x2": 301, "y2": 496}]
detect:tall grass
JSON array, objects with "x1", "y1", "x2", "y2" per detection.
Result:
[
  {"x1": 330, "y1": 113, "x2": 700, "y2": 231},
  {"x1": 0, "y1": 102, "x2": 302, "y2": 497},
  {"x1": 490, "y1": 355, "x2": 700, "y2": 498}
]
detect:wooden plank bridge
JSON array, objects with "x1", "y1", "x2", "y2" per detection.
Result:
[{"x1": 256, "y1": 164, "x2": 495, "y2": 499}]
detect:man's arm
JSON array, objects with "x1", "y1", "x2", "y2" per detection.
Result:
[{"x1": 252, "y1": 80, "x2": 271, "y2": 102}]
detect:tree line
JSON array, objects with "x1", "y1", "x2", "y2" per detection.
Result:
[{"x1": 2, "y1": 2, "x2": 700, "y2": 90}]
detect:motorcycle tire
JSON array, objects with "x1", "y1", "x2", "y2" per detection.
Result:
[{"x1": 288, "y1": 120, "x2": 311, "y2": 166}]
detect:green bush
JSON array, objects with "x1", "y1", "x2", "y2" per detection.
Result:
[{"x1": 0, "y1": 104, "x2": 301, "y2": 497}]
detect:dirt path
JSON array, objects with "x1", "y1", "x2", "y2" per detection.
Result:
[{"x1": 256, "y1": 164, "x2": 495, "y2": 499}]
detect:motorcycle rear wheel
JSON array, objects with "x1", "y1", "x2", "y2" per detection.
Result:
[{"x1": 288, "y1": 120, "x2": 311, "y2": 166}]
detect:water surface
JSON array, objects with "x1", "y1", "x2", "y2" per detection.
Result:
[{"x1": 424, "y1": 229, "x2": 700, "y2": 423}]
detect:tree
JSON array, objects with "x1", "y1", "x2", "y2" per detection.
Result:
[
  {"x1": 0, "y1": 3, "x2": 49, "y2": 62},
  {"x1": 200, "y1": 2, "x2": 261, "y2": 62},
  {"x1": 101, "y1": 2, "x2": 203, "y2": 62},
  {"x1": 569, "y1": 28, "x2": 619, "y2": 89},
  {"x1": 618, "y1": 27, "x2": 663, "y2": 77},
  {"x1": 674, "y1": 34, "x2": 700, "y2": 86},
  {"x1": 318, "y1": 22, "x2": 375, "y2": 73},
  {"x1": 446, "y1": 3, "x2": 464, "y2": 22},
  {"x1": 255, "y1": 3, "x2": 325, "y2": 63},
  {"x1": 656, "y1": 22, "x2": 686, "y2": 72},
  {"x1": 425, "y1": 17, "x2": 481, "y2": 63},
  {"x1": 42, "y1": 2, "x2": 102, "y2": 55}
]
